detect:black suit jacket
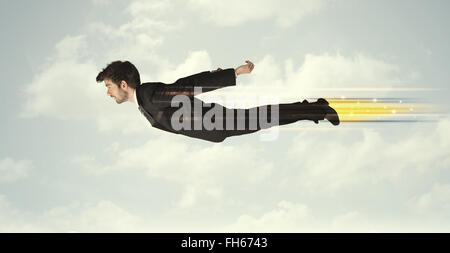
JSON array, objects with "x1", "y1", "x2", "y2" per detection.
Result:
[{"x1": 135, "y1": 68, "x2": 236, "y2": 142}]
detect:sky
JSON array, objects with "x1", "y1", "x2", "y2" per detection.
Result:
[{"x1": 0, "y1": 0, "x2": 449, "y2": 232}]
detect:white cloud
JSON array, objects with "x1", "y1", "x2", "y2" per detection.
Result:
[
  {"x1": 74, "y1": 134, "x2": 274, "y2": 210},
  {"x1": 109, "y1": 137, "x2": 272, "y2": 185},
  {"x1": 54, "y1": 35, "x2": 89, "y2": 60},
  {"x1": 330, "y1": 211, "x2": 369, "y2": 232},
  {"x1": 157, "y1": 50, "x2": 213, "y2": 83},
  {"x1": 41, "y1": 200, "x2": 144, "y2": 232},
  {"x1": 87, "y1": 1, "x2": 179, "y2": 63},
  {"x1": 224, "y1": 200, "x2": 316, "y2": 232},
  {"x1": 0, "y1": 194, "x2": 398, "y2": 232},
  {"x1": 287, "y1": 52, "x2": 401, "y2": 89},
  {"x1": 282, "y1": 119, "x2": 450, "y2": 195},
  {"x1": 0, "y1": 195, "x2": 41, "y2": 232},
  {"x1": 125, "y1": 0, "x2": 329, "y2": 28},
  {"x1": 224, "y1": 198, "x2": 450, "y2": 232},
  {"x1": 92, "y1": 0, "x2": 110, "y2": 6},
  {"x1": 19, "y1": 36, "x2": 154, "y2": 134},
  {"x1": 127, "y1": 0, "x2": 173, "y2": 17},
  {"x1": 187, "y1": 0, "x2": 327, "y2": 27},
  {"x1": 407, "y1": 183, "x2": 450, "y2": 217},
  {"x1": 0, "y1": 157, "x2": 32, "y2": 183},
  {"x1": 21, "y1": 35, "x2": 98, "y2": 119},
  {"x1": 199, "y1": 52, "x2": 403, "y2": 106},
  {"x1": 72, "y1": 155, "x2": 114, "y2": 176},
  {"x1": 224, "y1": 201, "x2": 380, "y2": 232},
  {"x1": 0, "y1": 194, "x2": 145, "y2": 232}
]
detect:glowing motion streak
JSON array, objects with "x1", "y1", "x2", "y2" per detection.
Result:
[{"x1": 325, "y1": 98, "x2": 440, "y2": 122}]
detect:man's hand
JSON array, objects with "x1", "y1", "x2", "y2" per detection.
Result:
[
  {"x1": 235, "y1": 60, "x2": 254, "y2": 76},
  {"x1": 210, "y1": 67, "x2": 223, "y2": 72}
]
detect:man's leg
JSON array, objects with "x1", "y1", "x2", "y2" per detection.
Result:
[
  {"x1": 219, "y1": 98, "x2": 339, "y2": 139},
  {"x1": 258, "y1": 98, "x2": 340, "y2": 126},
  {"x1": 174, "y1": 97, "x2": 338, "y2": 142}
]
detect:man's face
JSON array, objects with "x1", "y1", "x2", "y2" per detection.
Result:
[{"x1": 104, "y1": 79, "x2": 128, "y2": 104}]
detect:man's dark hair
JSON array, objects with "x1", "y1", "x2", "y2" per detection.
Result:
[{"x1": 96, "y1": 61, "x2": 141, "y2": 88}]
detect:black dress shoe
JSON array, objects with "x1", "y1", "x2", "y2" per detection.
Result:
[
  {"x1": 324, "y1": 105, "x2": 340, "y2": 125},
  {"x1": 293, "y1": 98, "x2": 340, "y2": 125},
  {"x1": 316, "y1": 98, "x2": 340, "y2": 125}
]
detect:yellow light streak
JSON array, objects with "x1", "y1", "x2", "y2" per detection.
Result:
[{"x1": 327, "y1": 98, "x2": 439, "y2": 122}]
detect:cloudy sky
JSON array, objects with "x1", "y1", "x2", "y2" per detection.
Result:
[{"x1": 1, "y1": 0, "x2": 449, "y2": 232}]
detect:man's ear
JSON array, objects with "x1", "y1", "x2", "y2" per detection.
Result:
[{"x1": 120, "y1": 80, "x2": 128, "y2": 89}]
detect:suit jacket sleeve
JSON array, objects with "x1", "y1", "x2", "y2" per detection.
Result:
[{"x1": 151, "y1": 68, "x2": 236, "y2": 105}]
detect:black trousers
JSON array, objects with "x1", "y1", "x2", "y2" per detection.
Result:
[
  {"x1": 175, "y1": 99, "x2": 325, "y2": 142},
  {"x1": 220, "y1": 102, "x2": 324, "y2": 138}
]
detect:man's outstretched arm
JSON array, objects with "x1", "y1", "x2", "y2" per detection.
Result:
[
  {"x1": 170, "y1": 60, "x2": 255, "y2": 91},
  {"x1": 151, "y1": 60, "x2": 255, "y2": 104}
]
